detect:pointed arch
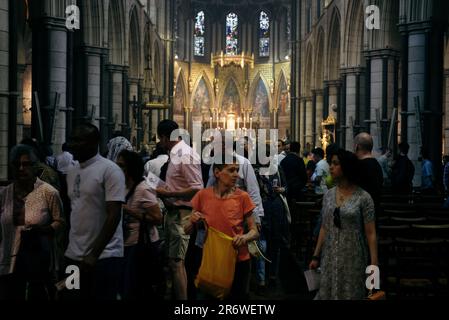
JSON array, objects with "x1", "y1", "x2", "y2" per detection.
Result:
[
  {"x1": 108, "y1": 0, "x2": 125, "y2": 65},
  {"x1": 249, "y1": 73, "x2": 272, "y2": 117},
  {"x1": 129, "y1": 7, "x2": 141, "y2": 77},
  {"x1": 314, "y1": 27, "x2": 325, "y2": 89},
  {"x1": 328, "y1": 7, "x2": 341, "y2": 80},
  {"x1": 153, "y1": 40, "x2": 163, "y2": 95},
  {"x1": 220, "y1": 77, "x2": 244, "y2": 115},
  {"x1": 174, "y1": 69, "x2": 188, "y2": 115},
  {"x1": 304, "y1": 42, "x2": 314, "y2": 96},
  {"x1": 191, "y1": 73, "x2": 214, "y2": 117},
  {"x1": 276, "y1": 70, "x2": 290, "y2": 116},
  {"x1": 344, "y1": 0, "x2": 364, "y2": 67},
  {"x1": 83, "y1": 0, "x2": 104, "y2": 46}
]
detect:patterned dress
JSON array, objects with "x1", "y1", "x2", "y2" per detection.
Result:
[{"x1": 315, "y1": 187, "x2": 375, "y2": 300}]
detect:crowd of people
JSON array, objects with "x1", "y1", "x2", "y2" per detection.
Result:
[{"x1": 0, "y1": 120, "x2": 447, "y2": 300}]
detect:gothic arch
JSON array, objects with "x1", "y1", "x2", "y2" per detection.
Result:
[
  {"x1": 344, "y1": 0, "x2": 365, "y2": 67},
  {"x1": 304, "y1": 42, "x2": 314, "y2": 96},
  {"x1": 174, "y1": 69, "x2": 188, "y2": 115},
  {"x1": 220, "y1": 77, "x2": 244, "y2": 115},
  {"x1": 276, "y1": 70, "x2": 290, "y2": 115},
  {"x1": 107, "y1": 0, "x2": 125, "y2": 65},
  {"x1": 366, "y1": 0, "x2": 400, "y2": 50},
  {"x1": 314, "y1": 27, "x2": 325, "y2": 89},
  {"x1": 129, "y1": 7, "x2": 141, "y2": 78},
  {"x1": 191, "y1": 73, "x2": 214, "y2": 116},
  {"x1": 248, "y1": 73, "x2": 272, "y2": 116},
  {"x1": 153, "y1": 40, "x2": 163, "y2": 95},
  {"x1": 275, "y1": 69, "x2": 289, "y2": 104},
  {"x1": 327, "y1": 7, "x2": 341, "y2": 80},
  {"x1": 82, "y1": 0, "x2": 104, "y2": 46}
]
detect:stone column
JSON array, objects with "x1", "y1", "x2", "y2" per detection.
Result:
[
  {"x1": 0, "y1": 1, "x2": 9, "y2": 180},
  {"x1": 32, "y1": 17, "x2": 67, "y2": 154},
  {"x1": 315, "y1": 89, "x2": 323, "y2": 147},
  {"x1": 300, "y1": 98, "x2": 306, "y2": 147},
  {"x1": 445, "y1": 69, "x2": 449, "y2": 154},
  {"x1": 82, "y1": 46, "x2": 103, "y2": 129},
  {"x1": 366, "y1": 49, "x2": 400, "y2": 151},
  {"x1": 305, "y1": 97, "x2": 313, "y2": 148},
  {"x1": 324, "y1": 80, "x2": 340, "y2": 120},
  {"x1": 128, "y1": 78, "x2": 140, "y2": 148},
  {"x1": 405, "y1": 31, "x2": 427, "y2": 187},
  {"x1": 106, "y1": 64, "x2": 125, "y2": 131},
  {"x1": 341, "y1": 67, "x2": 366, "y2": 150},
  {"x1": 16, "y1": 64, "x2": 27, "y2": 143}
]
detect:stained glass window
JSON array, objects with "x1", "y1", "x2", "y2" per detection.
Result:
[
  {"x1": 226, "y1": 13, "x2": 238, "y2": 55},
  {"x1": 194, "y1": 11, "x2": 205, "y2": 56},
  {"x1": 259, "y1": 11, "x2": 270, "y2": 57}
]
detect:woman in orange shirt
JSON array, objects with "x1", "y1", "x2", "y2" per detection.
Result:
[{"x1": 185, "y1": 159, "x2": 259, "y2": 299}]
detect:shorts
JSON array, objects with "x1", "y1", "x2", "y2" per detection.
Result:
[{"x1": 164, "y1": 207, "x2": 191, "y2": 260}]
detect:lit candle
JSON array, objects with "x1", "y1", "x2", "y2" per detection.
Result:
[
  {"x1": 223, "y1": 117, "x2": 226, "y2": 129},
  {"x1": 250, "y1": 117, "x2": 253, "y2": 130},
  {"x1": 237, "y1": 117, "x2": 240, "y2": 129},
  {"x1": 210, "y1": 117, "x2": 212, "y2": 129}
]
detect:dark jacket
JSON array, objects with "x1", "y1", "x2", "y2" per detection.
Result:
[{"x1": 280, "y1": 153, "x2": 307, "y2": 201}]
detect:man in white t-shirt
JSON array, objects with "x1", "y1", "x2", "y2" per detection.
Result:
[
  {"x1": 65, "y1": 123, "x2": 125, "y2": 300},
  {"x1": 311, "y1": 147, "x2": 329, "y2": 195}
]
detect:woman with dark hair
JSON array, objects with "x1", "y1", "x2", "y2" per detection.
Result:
[
  {"x1": 309, "y1": 149, "x2": 378, "y2": 300},
  {"x1": 116, "y1": 150, "x2": 162, "y2": 299},
  {"x1": 0, "y1": 144, "x2": 65, "y2": 300}
]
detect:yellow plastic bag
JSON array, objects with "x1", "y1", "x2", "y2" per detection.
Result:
[{"x1": 195, "y1": 227, "x2": 237, "y2": 300}]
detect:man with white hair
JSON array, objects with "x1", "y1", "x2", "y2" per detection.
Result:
[{"x1": 354, "y1": 132, "x2": 383, "y2": 216}]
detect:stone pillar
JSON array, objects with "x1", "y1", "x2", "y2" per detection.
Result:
[
  {"x1": 405, "y1": 32, "x2": 427, "y2": 187},
  {"x1": 337, "y1": 74, "x2": 347, "y2": 148},
  {"x1": 315, "y1": 89, "x2": 323, "y2": 147},
  {"x1": 365, "y1": 49, "x2": 400, "y2": 151},
  {"x1": 305, "y1": 97, "x2": 313, "y2": 148},
  {"x1": 106, "y1": 64, "x2": 125, "y2": 131},
  {"x1": 128, "y1": 78, "x2": 140, "y2": 148},
  {"x1": 31, "y1": 17, "x2": 67, "y2": 154},
  {"x1": 292, "y1": 97, "x2": 299, "y2": 141},
  {"x1": 82, "y1": 46, "x2": 103, "y2": 129},
  {"x1": 398, "y1": 0, "x2": 446, "y2": 186},
  {"x1": 300, "y1": 98, "x2": 306, "y2": 147},
  {"x1": 16, "y1": 64, "x2": 27, "y2": 143},
  {"x1": 445, "y1": 69, "x2": 449, "y2": 154},
  {"x1": 324, "y1": 80, "x2": 340, "y2": 120},
  {"x1": 0, "y1": 1, "x2": 9, "y2": 180},
  {"x1": 340, "y1": 68, "x2": 366, "y2": 150}
]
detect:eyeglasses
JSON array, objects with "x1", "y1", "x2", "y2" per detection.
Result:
[{"x1": 333, "y1": 207, "x2": 341, "y2": 229}]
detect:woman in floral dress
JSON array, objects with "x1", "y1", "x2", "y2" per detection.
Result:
[{"x1": 309, "y1": 149, "x2": 378, "y2": 300}]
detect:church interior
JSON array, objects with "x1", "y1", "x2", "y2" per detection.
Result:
[{"x1": 0, "y1": 0, "x2": 449, "y2": 301}]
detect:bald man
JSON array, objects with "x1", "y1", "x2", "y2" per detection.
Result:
[{"x1": 354, "y1": 132, "x2": 383, "y2": 217}]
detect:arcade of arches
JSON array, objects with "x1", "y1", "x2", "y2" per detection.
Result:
[{"x1": 1, "y1": 0, "x2": 448, "y2": 188}]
